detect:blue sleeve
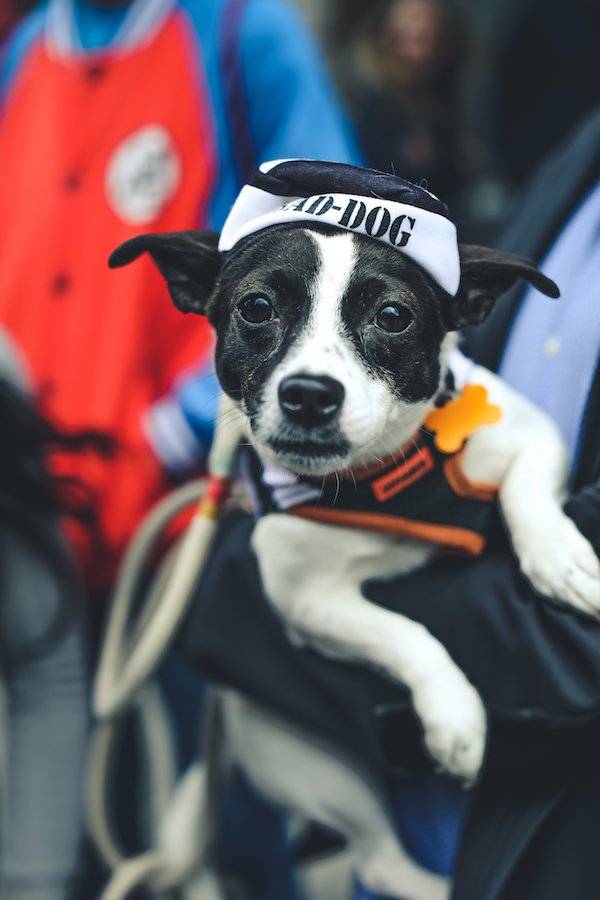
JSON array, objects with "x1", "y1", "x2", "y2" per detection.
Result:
[
  {"x1": 144, "y1": 361, "x2": 221, "y2": 473},
  {"x1": 0, "y1": 4, "x2": 46, "y2": 101},
  {"x1": 240, "y1": 0, "x2": 363, "y2": 167}
]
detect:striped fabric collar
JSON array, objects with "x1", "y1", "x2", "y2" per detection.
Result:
[{"x1": 46, "y1": 0, "x2": 177, "y2": 59}]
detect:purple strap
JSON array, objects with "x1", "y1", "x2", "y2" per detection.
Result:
[{"x1": 218, "y1": 0, "x2": 257, "y2": 185}]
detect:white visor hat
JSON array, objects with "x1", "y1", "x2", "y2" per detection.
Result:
[{"x1": 218, "y1": 159, "x2": 461, "y2": 297}]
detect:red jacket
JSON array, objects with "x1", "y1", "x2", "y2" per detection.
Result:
[
  {"x1": 0, "y1": 0, "x2": 360, "y2": 590},
  {"x1": 0, "y1": 16, "x2": 216, "y2": 588}
]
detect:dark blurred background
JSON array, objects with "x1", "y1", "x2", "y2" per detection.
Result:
[
  {"x1": 5, "y1": 0, "x2": 600, "y2": 242},
  {"x1": 293, "y1": 0, "x2": 600, "y2": 243}
]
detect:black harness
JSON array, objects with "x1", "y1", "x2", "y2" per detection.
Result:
[{"x1": 244, "y1": 425, "x2": 499, "y2": 557}]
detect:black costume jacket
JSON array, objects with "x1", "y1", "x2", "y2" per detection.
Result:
[
  {"x1": 177, "y1": 106, "x2": 600, "y2": 900},
  {"x1": 245, "y1": 426, "x2": 499, "y2": 557}
]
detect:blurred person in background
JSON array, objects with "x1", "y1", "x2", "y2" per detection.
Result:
[
  {"x1": 0, "y1": 0, "x2": 360, "y2": 609},
  {"x1": 0, "y1": 0, "x2": 361, "y2": 895},
  {"x1": 327, "y1": 0, "x2": 509, "y2": 243},
  {"x1": 352, "y1": 97, "x2": 600, "y2": 897},
  {"x1": 353, "y1": 0, "x2": 469, "y2": 203},
  {"x1": 0, "y1": 326, "x2": 87, "y2": 900}
]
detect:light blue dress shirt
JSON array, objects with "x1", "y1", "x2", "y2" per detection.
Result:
[{"x1": 500, "y1": 177, "x2": 600, "y2": 465}]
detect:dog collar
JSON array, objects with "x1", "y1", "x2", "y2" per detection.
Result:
[
  {"x1": 242, "y1": 425, "x2": 499, "y2": 557},
  {"x1": 218, "y1": 159, "x2": 461, "y2": 296}
]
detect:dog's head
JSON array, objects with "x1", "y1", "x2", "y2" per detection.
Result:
[{"x1": 110, "y1": 162, "x2": 558, "y2": 476}]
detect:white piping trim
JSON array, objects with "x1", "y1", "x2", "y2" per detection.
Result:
[
  {"x1": 46, "y1": 0, "x2": 178, "y2": 59},
  {"x1": 143, "y1": 398, "x2": 204, "y2": 474}
]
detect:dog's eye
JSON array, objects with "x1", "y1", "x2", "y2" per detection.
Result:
[
  {"x1": 239, "y1": 295, "x2": 275, "y2": 324},
  {"x1": 374, "y1": 303, "x2": 413, "y2": 333}
]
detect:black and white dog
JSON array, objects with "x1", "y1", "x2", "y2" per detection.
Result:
[{"x1": 111, "y1": 161, "x2": 600, "y2": 899}]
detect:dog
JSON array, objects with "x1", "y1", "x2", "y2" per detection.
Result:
[{"x1": 110, "y1": 161, "x2": 600, "y2": 899}]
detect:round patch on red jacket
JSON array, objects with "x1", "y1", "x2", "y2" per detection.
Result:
[{"x1": 105, "y1": 124, "x2": 181, "y2": 225}]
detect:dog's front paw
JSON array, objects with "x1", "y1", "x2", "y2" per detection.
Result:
[
  {"x1": 515, "y1": 517, "x2": 600, "y2": 615},
  {"x1": 411, "y1": 668, "x2": 486, "y2": 783}
]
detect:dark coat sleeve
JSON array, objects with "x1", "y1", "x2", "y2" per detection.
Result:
[
  {"x1": 565, "y1": 481, "x2": 600, "y2": 556},
  {"x1": 177, "y1": 498, "x2": 600, "y2": 777}
]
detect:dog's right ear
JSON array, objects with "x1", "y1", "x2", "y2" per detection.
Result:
[
  {"x1": 447, "y1": 245, "x2": 560, "y2": 330},
  {"x1": 109, "y1": 231, "x2": 222, "y2": 315}
]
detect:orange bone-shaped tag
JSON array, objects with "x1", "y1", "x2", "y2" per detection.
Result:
[{"x1": 424, "y1": 384, "x2": 502, "y2": 454}]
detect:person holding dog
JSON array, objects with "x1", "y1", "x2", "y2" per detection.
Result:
[{"x1": 173, "y1": 117, "x2": 600, "y2": 900}]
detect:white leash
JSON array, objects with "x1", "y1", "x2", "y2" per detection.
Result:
[{"x1": 87, "y1": 394, "x2": 245, "y2": 899}]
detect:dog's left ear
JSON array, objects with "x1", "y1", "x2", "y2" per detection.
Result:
[
  {"x1": 447, "y1": 244, "x2": 560, "y2": 330},
  {"x1": 109, "y1": 231, "x2": 222, "y2": 315}
]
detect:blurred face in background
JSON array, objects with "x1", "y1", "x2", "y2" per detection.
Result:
[{"x1": 382, "y1": 0, "x2": 452, "y2": 88}]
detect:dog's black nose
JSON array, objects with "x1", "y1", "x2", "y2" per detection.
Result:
[{"x1": 279, "y1": 375, "x2": 345, "y2": 429}]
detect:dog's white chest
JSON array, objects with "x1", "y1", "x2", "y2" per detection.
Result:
[
  {"x1": 252, "y1": 514, "x2": 433, "y2": 653},
  {"x1": 254, "y1": 513, "x2": 432, "y2": 591}
]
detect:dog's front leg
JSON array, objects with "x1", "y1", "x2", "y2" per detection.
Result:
[
  {"x1": 500, "y1": 435, "x2": 600, "y2": 614},
  {"x1": 252, "y1": 515, "x2": 487, "y2": 782},
  {"x1": 291, "y1": 583, "x2": 487, "y2": 783},
  {"x1": 464, "y1": 365, "x2": 600, "y2": 615}
]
